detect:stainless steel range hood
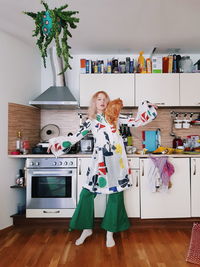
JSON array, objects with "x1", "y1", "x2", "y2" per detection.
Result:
[{"x1": 29, "y1": 47, "x2": 79, "y2": 109}]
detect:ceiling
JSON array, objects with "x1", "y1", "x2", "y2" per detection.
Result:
[{"x1": 1, "y1": 0, "x2": 200, "y2": 55}]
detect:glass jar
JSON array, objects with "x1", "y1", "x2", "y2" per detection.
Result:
[{"x1": 179, "y1": 56, "x2": 193, "y2": 73}]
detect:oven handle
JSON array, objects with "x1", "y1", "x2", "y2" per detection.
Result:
[
  {"x1": 32, "y1": 170, "x2": 73, "y2": 175},
  {"x1": 43, "y1": 210, "x2": 60, "y2": 214}
]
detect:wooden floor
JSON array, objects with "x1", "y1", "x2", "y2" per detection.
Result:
[{"x1": 0, "y1": 226, "x2": 198, "y2": 267}]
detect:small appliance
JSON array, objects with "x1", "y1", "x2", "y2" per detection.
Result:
[
  {"x1": 79, "y1": 135, "x2": 94, "y2": 153},
  {"x1": 142, "y1": 129, "x2": 161, "y2": 152}
]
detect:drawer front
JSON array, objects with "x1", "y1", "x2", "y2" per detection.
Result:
[{"x1": 26, "y1": 209, "x2": 75, "y2": 218}]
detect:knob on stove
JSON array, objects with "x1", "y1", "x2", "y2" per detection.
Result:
[{"x1": 58, "y1": 161, "x2": 62, "y2": 166}]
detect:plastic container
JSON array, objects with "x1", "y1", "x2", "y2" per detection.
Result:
[
  {"x1": 138, "y1": 51, "x2": 146, "y2": 73},
  {"x1": 179, "y1": 56, "x2": 193, "y2": 73}
]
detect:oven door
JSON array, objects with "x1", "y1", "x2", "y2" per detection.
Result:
[{"x1": 26, "y1": 168, "x2": 77, "y2": 209}]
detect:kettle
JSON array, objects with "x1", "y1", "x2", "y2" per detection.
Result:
[{"x1": 194, "y1": 59, "x2": 200, "y2": 70}]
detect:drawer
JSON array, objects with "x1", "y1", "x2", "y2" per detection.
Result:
[{"x1": 26, "y1": 209, "x2": 75, "y2": 218}]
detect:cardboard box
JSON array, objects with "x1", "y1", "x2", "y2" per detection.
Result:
[{"x1": 152, "y1": 56, "x2": 162, "y2": 73}]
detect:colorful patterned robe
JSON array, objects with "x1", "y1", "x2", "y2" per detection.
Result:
[{"x1": 49, "y1": 101, "x2": 157, "y2": 194}]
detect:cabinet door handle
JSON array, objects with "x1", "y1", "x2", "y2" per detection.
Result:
[
  {"x1": 136, "y1": 170, "x2": 139, "y2": 187},
  {"x1": 193, "y1": 159, "x2": 196, "y2": 175},
  {"x1": 79, "y1": 158, "x2": 82, "y2": 175},
  {"x1": 141, "y1": 160, "x2": 144, "y2": 176}
]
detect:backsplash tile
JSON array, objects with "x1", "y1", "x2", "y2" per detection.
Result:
[{"x1": 41, "y1": 107, "x2": 200, "y2": 150}]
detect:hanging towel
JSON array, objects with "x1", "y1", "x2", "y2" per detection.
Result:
[{"x1": 148, "y1": 157, "x2": 175, "y2": 192}]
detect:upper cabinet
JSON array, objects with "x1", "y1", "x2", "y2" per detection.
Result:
[
  {"x1": 180, "y1": 73, "x2": 200, "y2": 106},
  {"x1": 135, "y1": 74, "x2": 179, "y2": 106},
  {"x1": 79, "y1": 73, "x2": 200, "y2": 107},
  {"x1": 79, "y1": 74, "x2": 134, "y2": 107}
]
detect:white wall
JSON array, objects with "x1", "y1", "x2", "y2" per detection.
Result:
[{"x1": 0, "y1": 30, "x2": 41, "y2": 230}]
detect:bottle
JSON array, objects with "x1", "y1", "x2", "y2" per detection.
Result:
[
  {"x1": 119, "y1": 61, "x2": 126, "y2": 73},
  {"x1": 168, "y1": 55, "x2": 173, "y2": 73},
  {"x1": 107, "y1": 60, "x2": 112, "y2": 73},
  {"x1": 126, "y1": 127, "x2": 133, "y2": 146},
  {"x1": 138, "y1": 51, "x2": 145, "y2": 73},
  {"x1": 16, "y1": 131, "x2": 22, "y2": 152},
  {"x1": 97, "y1": 60, "x2": 101, "y2": 73},
  {"x1": 129, "y1": 60, "x2": 134, "y2": 73},
  {"x1": 125, "y1": 57, "x2": 130, "y2": 73},
  {"x1": 94, "y1": 61, "x2": 98, "y2": 73},
  {"x1": 162, "y1": 57, "x2": 169, "y2": 73},
  {"x1": 146, "y1": 58, "x2": 152, "y2": 73},
  {"x1": 172, "y1": 54, "x2": 177, "y2": 73},
  {"x1": 100, "y1": 60, "x2": 104, "y2": 73},
  {"x1": 172, "y1": 136, "x2": 183, "y2": 148},
  {"x1": 122, "y1": 125, "x2": 128, "y2": 147},
  {"x1": 86, "y1": 60, "x2": 90, "y2": 73}
]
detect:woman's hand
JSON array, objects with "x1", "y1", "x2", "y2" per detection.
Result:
[{"x1": 147, "y1": 102, "x2": 158, "y2": 109}]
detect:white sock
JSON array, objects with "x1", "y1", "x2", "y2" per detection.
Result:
[
  {"x1": 106, "y1": 231, "x2": 115, "y2": 247},
  {"x1": 75, "y1": 229, "x2": 93, "y2": 246}
]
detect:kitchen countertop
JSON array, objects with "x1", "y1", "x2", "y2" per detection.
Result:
[{"x1": 8, "y1": 153, "x2": 200, "y2": 158}]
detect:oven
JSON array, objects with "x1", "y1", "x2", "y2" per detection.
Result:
[{"x1": 25, "y1": 158, "x2": 77, "y2": 217}]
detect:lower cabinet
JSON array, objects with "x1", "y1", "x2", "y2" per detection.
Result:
[
  {"x1": 77, "y1": 158, "x2": 107, "y2": 217},
  {"x1": 124, "y1": 158, "x2": 140, "y2": 217},
  {"x1": 140, "y1": 158, "x2": 191, "y2": 219},
  {"x1": 191, "y1": 158, "x2": 200, "y2": 217},
  {"x1": 77, "y1": 156, "x2": 195, "y2": 219}
]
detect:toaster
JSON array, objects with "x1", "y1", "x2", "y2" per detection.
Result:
[{"x1": 80, "y1": 135, "x2": 94, "y2": 153}]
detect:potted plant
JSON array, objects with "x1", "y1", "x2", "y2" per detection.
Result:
[{"x1": 24, "y1": 1, "x2": 79, "y2": 74}]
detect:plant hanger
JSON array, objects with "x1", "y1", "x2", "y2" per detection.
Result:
[{"x1": 24, "y1": 1, "x2": 79, "y2": 74}]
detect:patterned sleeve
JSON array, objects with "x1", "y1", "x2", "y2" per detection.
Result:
[
  {"x1": 118, "y1": 101, "x2": 157, "y2": 127},
  {"x1": 49, "y1": 119, "x2": 92, "y2": 157}
]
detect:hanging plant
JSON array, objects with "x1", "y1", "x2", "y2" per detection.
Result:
[{"x1": 23, "y1": 1, "x2": 79, "y2": 74}]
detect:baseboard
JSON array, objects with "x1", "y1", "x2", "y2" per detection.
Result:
[{"x1": 11, "y1": 214, "x2": 200, "y2": 229}]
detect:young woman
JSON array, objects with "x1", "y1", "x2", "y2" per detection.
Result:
[{"x1": 48, "y1": 91, "x2": 157, "y2": 247}]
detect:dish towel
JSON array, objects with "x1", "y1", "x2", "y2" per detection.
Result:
[
  {"x1": 148, "y1": 157, "x2": 175, "y2": 192},
  {"x1": 186, "y1": 223, "x2": 200, "y2": 265}
]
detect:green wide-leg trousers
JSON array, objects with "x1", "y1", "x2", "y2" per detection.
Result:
[{"x1": 69, "y1": 188, "x2": 130, "y2": 232}]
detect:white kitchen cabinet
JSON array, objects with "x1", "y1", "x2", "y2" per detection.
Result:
[
  {"x1": 180, "y1": 73, "x2": 200, "y2": 106},
  {"x1": 191, "y1": 158, "x2": 200, "y2": 217},
  {"x1": 124, "y1": 158, "x2": 140, "y2": 217},
  {"x1": 135, "y1": 73, "x2": 179, "y2": 106},
  {"x1": 140, "y1": 158, "x2": 190, "y2": 219},
  {"x1": 79, "y1": 74, "x2": 134, "y2": 107},
  {"x1": 77, "y1": 157, "x2": 107, "y2": 217}
]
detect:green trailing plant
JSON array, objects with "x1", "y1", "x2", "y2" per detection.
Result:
[{"x1": 24, "y1": 1, "x2": 79, "y2": 74}]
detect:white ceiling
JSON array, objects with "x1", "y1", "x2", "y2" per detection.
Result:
[{"x1": 0, "y1": 0, "x2": 200, "y2": 55}]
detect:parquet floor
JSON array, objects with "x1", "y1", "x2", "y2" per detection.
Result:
[{"x1": 0, "y1": 226, "x2": 198, "y2": 267}]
